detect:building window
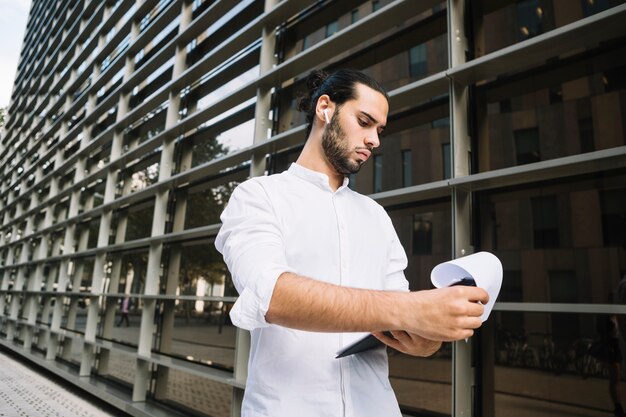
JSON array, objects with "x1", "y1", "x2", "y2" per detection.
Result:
[
  {"x1": 581, "y1": 0, "x2": 610, "y2": 17},
  {"x1": 431, "y1": 117, "x2": 450, "y2": 129},
  {"x1": 516, "y1": 0, "x2": 544, "y2": 40},
  {"x1": 432, "y1": 3, "x2": 445, "y2": 13},
  {"x1": 442, "y1": 143, "x2": 451, "y2": 179},
  {"x1": 372, "y1": 0, "x2": 381, "y2": 12},
  {"x1": 326, "y1": 20, "x2": 338, "y2": 38},
  {"x1": 548, "y1": 85, "x2": 563, "y2": 104},
  {"x1": 351, "y1": 9, "x2": 359, "y2": 23},
  {"x1": 402, "y1": 150, "x2": 412, "y2": 187},
  {"x1": 603, "y1": 65, "x2": 626, "y2": 92},
  {"x1": 578, "y1": 117, "x2": 594, "y2": 153},
  {"x1": 500, "y1": 270, "x2": 523, "y2": 302},
  {"x1": 499, "y1": 99, "x2": 512, "y2": 113},
  {"x1": 373, "y1": 154, "x2": 383, "y2": 193},
  {"x1": 549, "y1": 270, "x2": 580, "y2": 343},
  {"x1": 532, "y1": 195, "x2": 560, "y2": 248},
  {"x1": 412, "y1": 215, "x2": 433, "y2": 255},
  {"x1": 186, "y1": 38, "x2": 197, "y2": 54},
  {"x1": 348, "y1": 173, "x2": 357, "y2": 190},
  {"x1": 601, "y1": 189, "x2": 626, "y2": 247},
  {"x1": 408, "y1": 44, "x2": 427, "y2": 78},
  {"x1": 514, "y1": 127, "x2": 540, "y2": 165}
]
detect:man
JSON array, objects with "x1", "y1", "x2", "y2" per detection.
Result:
[{"x1": 215, "y1": 69, "x2": 488, "y2": 416}]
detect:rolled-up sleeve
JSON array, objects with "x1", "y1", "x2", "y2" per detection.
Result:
[{"x1": 215, "y1": 179, "x2": 294, "y2": 330}]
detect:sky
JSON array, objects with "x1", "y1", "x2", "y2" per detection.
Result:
[{"x1": 0, "y1": 0, "x2": 31, "y2": 109}]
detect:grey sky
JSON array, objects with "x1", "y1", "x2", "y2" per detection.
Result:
[{"x1": 1, "y1": 0, "x2": 31, "y2": 108}]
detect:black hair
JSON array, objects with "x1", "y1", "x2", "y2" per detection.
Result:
[{"x1": 296, "y1": 69, "x2": 388, "y2": 137}]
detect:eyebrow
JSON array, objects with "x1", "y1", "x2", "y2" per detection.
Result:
[{"x1": 359, "y1": 111, "x2": 386, "y2": 131}]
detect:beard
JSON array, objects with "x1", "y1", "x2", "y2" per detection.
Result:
[{"x1": 321, "y1": 111, "x2": 367, "y2": 176}]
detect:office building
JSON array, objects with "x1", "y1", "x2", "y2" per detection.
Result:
[{"x1": 0, "y1": 0, "x2": 625, "y2": 416}]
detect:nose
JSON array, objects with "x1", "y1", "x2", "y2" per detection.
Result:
[{"x1": 365, "y1": 131, "x2": 380, "y2": 148}]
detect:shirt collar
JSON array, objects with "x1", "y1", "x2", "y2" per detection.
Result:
[{"x1": 288, "y1": 163, "x2": 350, "y2": 192}]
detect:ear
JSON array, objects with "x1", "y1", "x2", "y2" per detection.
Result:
[{"x1": 315, "y1": 94, "x2": 334, "y2": 125}]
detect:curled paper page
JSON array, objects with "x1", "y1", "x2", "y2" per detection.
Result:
[{"x1": 430, "y1": 251, "x2": 503, "y2": 322}]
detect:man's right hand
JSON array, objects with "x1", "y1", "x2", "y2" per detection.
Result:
[{"x1": 400, "y1": 286, "x2": 489, "y2": 341}]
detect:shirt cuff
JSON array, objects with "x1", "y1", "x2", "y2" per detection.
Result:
[{"x1": 229, "y1": 264, "x2": 294, "y2": 330}]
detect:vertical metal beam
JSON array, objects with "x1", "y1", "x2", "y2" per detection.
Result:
[
  {"x1": 97, "y1": 15, "x2": 141, "y2": 377},
  {"x1": 81, "y1": 8, "x2": 142, "y2": 378},
  {"x1": 6, "y1": 244, "x2": 29, "y2": 341},
  {"x1": 133, "y1": 0, "x2": 192, "y2": 402},
  {"x1": 153, "y1": 135, "x2": 193, "y2": 399},
  {"x1": 448, "y1": 0, "x2": 474, "y2": 416},
  {"x1": 23, "y1": 233, "x2": 50, "y2": 350},
  {"x1": 231, "y1": 328, "x2": 250, "y2": 417},
  {"x1": 250, "y1": 0, "x2": 279, "y2": 177}
]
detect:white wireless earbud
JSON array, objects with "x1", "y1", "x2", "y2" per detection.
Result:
[{"x1": 323, "y1": 109, "x2": 330, "y2": 124}]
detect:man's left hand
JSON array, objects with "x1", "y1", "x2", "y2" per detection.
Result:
[{"x1": 372, "y1": 331, "x2": 442, "y2": 357}]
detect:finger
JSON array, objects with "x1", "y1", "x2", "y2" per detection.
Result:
[
  {"x1": 402, "y1": 331, "x2": 434, "y2": 344},
  {"x1": 372, "y1": 331, "x2": 401, "y2": 349},
  {"x1": 372, "y1": 331, "x2": 395, "y2": 343},
  {"x1": 440, "y1": 328, "x2": 475, "y2": 342},
  {"x1": 467, "y1": 287, "x2": 489, "y2": 304},
  {"x1": 461, "y1": 316, "x2": 483, "y2": 330},
  {"x1": 456, "y1": 329, "x2": 475, "y2": 341},
  {"x1": 466, "y1": 301, "x2": 485, "y2": 318},
  {"x1": 389, "y1": 330, "x2": 409, "y2": 342}
]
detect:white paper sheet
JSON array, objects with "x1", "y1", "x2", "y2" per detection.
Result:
[{"x1": 430, "y1": 251, "x2": 503, "y2": 322}]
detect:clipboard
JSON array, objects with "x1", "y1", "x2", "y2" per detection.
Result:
[{"x1": 335, "y1": 331, "x2": 392, "y2": 359}]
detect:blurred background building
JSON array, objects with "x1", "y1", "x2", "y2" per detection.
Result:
[{"x1": 0, "y1": 1, "x2": 625, "y2": 416}]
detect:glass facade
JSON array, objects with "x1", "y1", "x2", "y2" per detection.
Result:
[{"x1": 0, "y1": 1, "x2": 625, "y2": 416}]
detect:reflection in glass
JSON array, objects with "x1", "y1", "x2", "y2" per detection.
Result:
[
  {"x1": 100, "y1": 350, "x2": 135, "y2": 387},
  {"x1": 485, "y1": 311, "x2": 626, "y2": 417},
  {"x1": 107, "y1": 295, "x2": 142, "y2": 347},
  {"x1": 478, "y1": 173, "x2": 626, "y2": 304},
  {"x1": 156, "y1": 242, "x2": 236, "y2": 369},
  {"x1": 387, "y1": 201, "x2": 452, "y2": 415},
  {"x1": 601, "y1": 190, "x2": 626, "y2": 247},
  {"x1": 155, "y1": 368, "x2": 232, "y2": 417},
  {"x1": 582, "y1": 0, "x2": 612, "y2": 17},
  {"x1": 442, "y1": 142, "x2": 451, "y2": 179},
  {"x1": 162, "y1": 300, "x2": 236, "y2": 369},
  {"x1": 516, "y1": 0, "x2": 545, "y2": 41},
  {"x1": 179, "y1": 169, "x2": 247, "y2": 230},
  {"x1": 390, "y1": 345, "x2": 453, "y2": 416},
  {"x1": 476, "y1": 35, "x2": 625, "y2": 172},
  {"x1": 373, "y1": 154, "x2": 383, "y2": 193},
  {"x1": 514, "y1": 127, "x2": 540, "y2": 165},
  {"x1": 351, "y1": 119, "x2": 450, "y2": 195},
  {"x1": 531, "y1": 196, "x2": 560, "y2": 248},
  {"x1": 117, "y1": 252, "x2": 148, "y2": 296},
  {"x1": 409, "y1": 44, "x2": 428, "y2": 78},
  {"x1": 402, "y1": 150, "x2": 412, "y2": 187},
  {"x1": 122, "y1": 203, "x2": 155, "y2": 241},
  {"x1": 412, "y1": 216, "x2": 433, "y2": 255}
]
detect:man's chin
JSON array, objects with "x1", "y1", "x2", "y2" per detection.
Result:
[
  {"x1": 331, "y1": 157, "x2": 363, "y2": 176},
  {"x1": 341, "y1": 164, "x2": 362, "y2": 176}
]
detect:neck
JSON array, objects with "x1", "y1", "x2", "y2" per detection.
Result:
[{"x1": 296, "y1": 130, "x2": 343, "y2": 191}]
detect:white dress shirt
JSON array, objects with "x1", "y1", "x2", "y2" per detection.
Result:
[{"x1": 215, "y1": 163, "x2": 409, "y2": 417}]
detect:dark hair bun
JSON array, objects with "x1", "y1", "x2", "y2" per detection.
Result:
[{"x1": 296, "y1": 70, "x2": 329, "y2": 113}]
